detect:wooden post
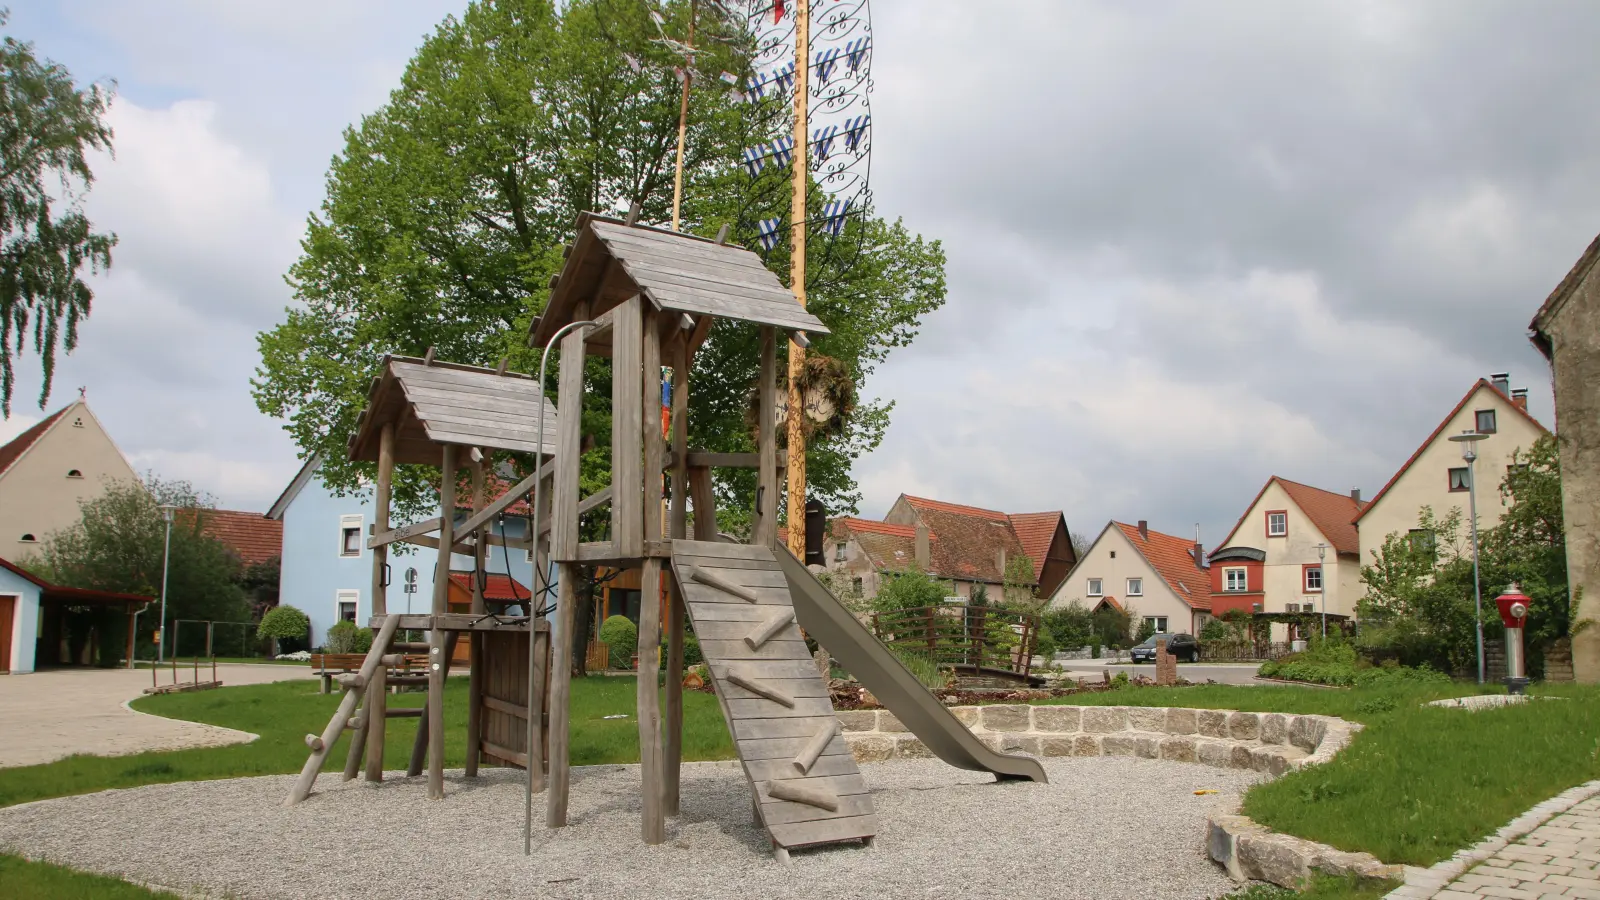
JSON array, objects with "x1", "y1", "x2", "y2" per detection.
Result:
[
  {"x1": 465, "y1": 457, "x2": 487, "y2": 778},
  {"x1": 669, "y1": 337, "x2": 690, "y2": 541},
  {"x1": 689, "y1": 466, "x2": 717, "y2": 541},
  {"x1": 663, "y1": 570, "x2": 685, "y2": 816},
  {"x1": 528, "y1": 627, "x2": 549, "y2": 792},
  {"x1": 612, "y1": 295, "x2": 644, "y2": 559},
  {"x1": 636, "y1": 558, "x2": 665, "y2": 843},
  {"x1": 755, "y1": 326, "x2": 778, "y2": 547},
  {"x1": 427, "y1": 444, "x2": 457, "y2": 800},
  {"x1": 546, "y1": 300, "x2": 589, "y2": 828},
  {"x1": 785, "y1": 0, "x2": 811, "y2": 561},
  {"x1": 363, "y1": 422, "x2": 395, "y2": 782}
]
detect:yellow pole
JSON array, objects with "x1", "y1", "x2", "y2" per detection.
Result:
[
  {"x1": 670, "y1": 3, "x2": 697, "y2": 231},
  {"x1": 785, "y1": 0, "x2": 809, "y2": 558}
]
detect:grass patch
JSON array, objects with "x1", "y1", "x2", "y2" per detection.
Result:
[
  {"x1": 1220, "y1": 873, "x2": 1399, "y2": 899},
  {"x1": 0, "y1": 676, "x2": 733, "y2": 809},
  {"x1": 0, "y1": 853, "x2": 181, "y2": 899},
  {"x1": 1038, "y1": 681, "x2": 1600, "y2": 866}
]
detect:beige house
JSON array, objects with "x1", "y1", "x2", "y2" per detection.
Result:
[
  {"x1": 1355, "y1": 377, "x2": 1547, "y2": 569},
  {"x1": 1208, "y1": 477, "x2": 1366, "y2": 623},
  {"x1": 1049, "y1": 521, "x2": 1212, "y2": 636},
  {"x1": 1530, "y1": 231, "x2": 1600, "y2": 683},
  {"x1": 0, "y1": 397, "x2": 139, "y2": 563}
]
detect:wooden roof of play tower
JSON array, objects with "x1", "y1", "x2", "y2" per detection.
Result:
[
  {"x1": 347, "y1": 355, "x2": 559, "y2": 466},
  {"x1": 528, "y1": 213, "x2": 829, "y2": 348}
]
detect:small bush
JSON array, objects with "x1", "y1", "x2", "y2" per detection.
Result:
[
  {"x1": 889, "y1": 645, "x2": 948, "y2": 691},
  {"x1": 325, "y1": 621, "x2": 373, "y2": 654},
  {"x1": 258, "y1": 605, "x2": 310, "y2": 653},
  {"x1": 598, "y1": 615, "x2": 638, "y2": 669}
]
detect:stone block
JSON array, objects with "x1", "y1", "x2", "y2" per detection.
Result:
[
  {"x1": 1251, "y1": 747, "x2": 1293, "y2": 776},
  {"x1": 879, "y1": 711, "x2": 909, "y2": 733},
  {"x1": 1230, "y1": 744, "x2": 1255, "y2": 770},
  {"x1": 1289, "y1": 716, "x2": 1325, "y2": 752},
  {"x1": 1160, "y1": 736, "x2": 1198, "y2": 763},
  {"x1": 1165, "y1": 707, "x2": 1198, "y2": 735},
  {"x1": 1228, "y1": 711, "x2": 1260, "y2": 741},
  {"x1": 1083, "y1": 706, "x2": 1129, "y2": 733},
  {"x1": 1040, "y1": 736, "x2": 1076, "y2": 757},
  {"x1": 1198, "y1": 709, "x2": 1230, "y2": 738},
  {"x1": 1072, "y1": 734, "x2": 1102, "y2": 756},
  {"x1": 981, "y1": 704, "x2": 1031, "y2": 732},
  {"x1": 894, "y1": 735, "x2": 933, "y2": 758},
  {"x1": 1135, "y1": 736, "x2": 1161, "y2": 759},
  {"x1": 847, "y1": 735, "x2": 895, "y2": 762},
  {"x1": 1260, "y1": 713, "x2": 1288, "y2": 745},
  {"x1": 948, "y1": 706, "x2": 980, "y2": 728},
  {"x1": 1209, "y1": 814, "x2": 1402, "y2": 889},
  {"x1": 1237, "y1": 832, "x2": 1313, "y2": 887},
  {"x1": 836, "y1": 710, "x2": 877, "y2": 733},
  {"x1": 1102, "y1": 734, "x2": 1136, "y2": 756},
  {"x1": 999, "y1": 735, "x2": 1041, "y2": 756},
  {"x1": 1197, "y1": 740, "x2": 1232, "y2": 768},
  {"x1": 1032, "y1": 705, "x2": 1081, "y2": 734},
  {"x1": 1129, "y1": 706, "x2": 1166, "y2": 732}
]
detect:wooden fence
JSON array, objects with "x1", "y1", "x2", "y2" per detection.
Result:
[{"x1": 869, "y1": 605, "x2": 1039, "y2": 681}]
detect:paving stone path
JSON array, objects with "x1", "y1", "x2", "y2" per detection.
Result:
[{"x1": 1401, "y1": 791, "x2": 1600, "y2": 900}]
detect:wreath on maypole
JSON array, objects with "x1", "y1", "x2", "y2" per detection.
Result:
[{"x1": 745, "y1": 352, "x2": 857, "y2": 444}]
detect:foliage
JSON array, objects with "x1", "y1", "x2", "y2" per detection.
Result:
[
  {"x1": 1041, "y1": 602, "x2": 1094, "y2": 653},
  {"x1": 814, "y1": 567, "x2": 868, "y2": 614},
  {"x1": 872, "y1": 566, "x2": 954, "y2": 613},
  {"x1": 252, "y1": 0, "x2": 948, "y2": 528},
  {"x1": 257, "y1": 605, "x2": 310, "y2": 645},
  {"x1": 1002, "y1": 552, "x2": 1037, "y2": 607},
  {"x1": 970, "y1": 583, "x2": 989, "y2": 607},
  {"x1": 888, "y1": 645, "x2": 949, "y2": 692},
  {"x1": 21, "y1": 476, "x2": 250, "y2": 659},
  {"x1": 0, "y1": 11, "x2": 117, "y2": 417},
  {"x1": 1200, "y1": 617, "x2": 1231, "y2": 642},
  {"x1": 1133, "y1": 616, "x2": 1157, "y2": 644},
  {"x1": 324, "y1": 620, "x2": 373, "y2": 654},
  {"x1": 1091, "y1": 602, "x2": 1133, "y2": 649},
  {"x1": 238, "y1": 556, "x2": 281, "y2": 620},
  {"x1": 1259, "y1": 634, "x2": 1450, "y2": 688},
  {"x1": 598, "y1": 614, "x2": 637, "y2": 669},
  {"x1": 1360, "y1": 436, "x2": 1572, "y2": 673}
]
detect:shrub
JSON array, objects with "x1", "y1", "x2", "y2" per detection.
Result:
[
  {"x1": 874, "y1": 566, "x2": 955, "y2": 613},
  {"x1": 258, "y1": 605, "x2": 310, "y2": 653},
  {"x1": 1042, "y1": 602, "x2": 1094, "y2": 652},
  {"x1": 325, "y1": 620, "x2": 374, "y2": 654},
  {"x1": 598, "y1": 615, "x2": 637, "y2": 669},
  {"x1": 1258, "y1": 634, "x2": 1451, "y2": 687},
  {"x1": 1200, "y1": 618, "x2": 1231, "y2": 642},
  {"x1": 889, "y1": 645, "x2": 948, "y2": 691}
]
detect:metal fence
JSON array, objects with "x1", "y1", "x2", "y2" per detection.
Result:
[{"x1": 171, "y1": 619, "x2": 260, "y2": 658}]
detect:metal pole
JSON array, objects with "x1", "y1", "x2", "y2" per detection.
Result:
[
  {"x1": 1467, "y1": 457, "x2": 1485, "y2": 684},
  {"x1": 526, "y1": 317, "x2": 596, "y2": 856},
  {"x1": 157, "y1": 514, "x2": 173, "y2": 664},
  {"x1": 1318, "y1": 545, "x2": 1327, "y2": 639}
]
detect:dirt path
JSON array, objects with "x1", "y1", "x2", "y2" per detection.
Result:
[{"x1": 0, "y1": 664, "x2": 314, "y2": 768}]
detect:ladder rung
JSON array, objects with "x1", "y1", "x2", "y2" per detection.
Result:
[
  {"x1": 385, "y1": 707, "x2": 425, "y2": 718},
  {"x1": 387, "y1": 675, "x2": 431, "y2": 686}
]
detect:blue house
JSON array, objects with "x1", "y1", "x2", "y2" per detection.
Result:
[{"x1": 266, "y1": 455, "x2": 536, "y2": 647}]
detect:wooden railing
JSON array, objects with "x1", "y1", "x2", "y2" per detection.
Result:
[{"x1": 869, "y1": 605, "x2": 1040, "y2": 680}]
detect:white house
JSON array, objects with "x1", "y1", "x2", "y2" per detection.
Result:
[{"x1": 1051, "y1": 520, "x2": 1212, "y2": 636}]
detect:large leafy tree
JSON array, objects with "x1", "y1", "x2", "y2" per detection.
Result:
[
  {"x1": 0, "y1": 10, "x2": 116, "y2": 418},
  {"x1": 254, "y1": 0, "x2": 946, "y2": 526}
]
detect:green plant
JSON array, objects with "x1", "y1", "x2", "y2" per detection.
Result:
[
  {"x1": 598, "y1": 615, "x2": 637, "y2": 669},
  {"x1": 889, "y1": 645, "x2": 948, "y2": 691},
  {"x1": 1042, "y1": 602, "x2": 1094, "y2": 651},
  {"x1": 324, "y1": 621, "x2": 373, "y2": 654},
  {"x1": 873, "y1": 566, "x2": 954, "y2": 613},
  {"x1": 257, "y1": 605, "x2": 310, "y2": 653}
]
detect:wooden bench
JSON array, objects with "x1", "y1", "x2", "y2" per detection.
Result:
[{"x1": 312, "y1": 652, "x2": 429, "y2": 694}]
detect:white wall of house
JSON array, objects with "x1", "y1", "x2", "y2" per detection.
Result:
[
  {"x1": 1049, "y1": 525, "x2": 1201, "y2": 634},
  {"x1": 1229, "y1": 481, "x2": 1360, "y2": 619},
  {"x1": 1357, "y1": 385, "x2": 1545, "y2": 570},
  {"x1": 0, "y1": 400, "x2": 140, "y2": 564}
]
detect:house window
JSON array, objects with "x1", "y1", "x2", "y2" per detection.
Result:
[
  {"x1": 1086, "y1": 578, "x2": 1103, "y2": 597},
  {"x1": 1448, "y1": 467, "x2": 1470, "y2": 492},
  {"x1": 1224, "y1": 567, "x2": 1247, "y2": 592},
  {"x1": 19, "y1": 533, "x2": 37, "y2": 543},
  {"x1": 1143, "y1": 616, "x2": 1168, "y2": 633},
  {"x1": 1266, "y1": 511, "x2": 1288, "y2": 537},
  {"x1": 1304, "y1": 566, "x2": 1323, "y2": 592},
  {"x1": 339, "y1": 514, "x2": 363, "y2": 557},
  {"x1": 1126, "y1": 577, "x2": 1143, "y2": 596},
  {"x1": 1475, "y1": 409, "x2": 1497, "y2": 434},
  {"x1": 66, "y1": 469, "x2": 83, "y2": 478},
  {"x1": 835, "y1": 542, "x2": 847, "y2": 562},
  {"x1": 336, "y1": 590, "x2": 359, "y2": 624}
]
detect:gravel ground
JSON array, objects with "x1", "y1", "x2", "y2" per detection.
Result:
[{"x1": 0, "y1": 758, "x2": 1259, "y2": 900}]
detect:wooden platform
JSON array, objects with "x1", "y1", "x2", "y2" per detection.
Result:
[{"x1": 670, "y1": 540, "x2": 877, "y2": 851}]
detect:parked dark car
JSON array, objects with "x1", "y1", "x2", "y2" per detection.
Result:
[{"x1": 1129, "y1": 633, "x2": 1198, "y2": 663}]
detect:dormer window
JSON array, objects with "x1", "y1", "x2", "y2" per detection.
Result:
[
  {"x1": 19, "y1": 533, "x2": 37, "y2": 543},
  {"x1": 66, "y1": 469, "x2": 83, "y2": 478}
]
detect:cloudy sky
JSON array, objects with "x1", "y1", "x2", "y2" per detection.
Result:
[{"x1": 3, "y1": 1, "x2": 1597, "y2": 551}]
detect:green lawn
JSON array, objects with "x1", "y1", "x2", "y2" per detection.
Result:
[
  {"x1": 1040, "y1": 681, "x2": 1600, "y2": 866},
  {"x1": 1221, "y1": 873, "x2": 1399, "y2": 900},
  {"x1": 0, "y1": 854, "x2": 180, "y2": 899},
  {"x1": 0, "y1": 675, "x2": 733, "y2": 809}
]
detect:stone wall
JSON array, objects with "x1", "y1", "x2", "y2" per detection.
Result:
[{"x1": 839, "y1": 703, "x2": 1359, "y2": 777}]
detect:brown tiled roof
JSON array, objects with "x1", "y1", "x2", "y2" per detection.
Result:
[
  {"x1": 1114, "y1": 522, "x2": 1211, "y2": 612},
  {"x1": 200, "y1": 510, "x2": 283, "y2": 566},
  {"x1": 0, "y1": 405, "x2": 69, "y2": 480},
  {"x1": 1215, "y1": 477, "x2": 1366, "y2": 558},
  {"x1": 1007, "y1": 512, "x2": 1061, "y2": 581},
  {"x1": 454, "y1": 473, "x2": 533, "y2": 515},
  {"x1": 1354, "y1": 379, "x2": 1549, "y2": 525},
  {"x1": 901, "y1": 495, "x2": 1027, "y2": 585},
  {"x1": 448, "y1": 571, "x2": 532, "y2": 603},
  {"x1": 831, "y1": 517, "x2": 924, "y2": 572}
]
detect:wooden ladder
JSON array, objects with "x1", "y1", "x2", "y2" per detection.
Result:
[{"x1": 283, "y1": 613, "x2": 403, "y2": 805}]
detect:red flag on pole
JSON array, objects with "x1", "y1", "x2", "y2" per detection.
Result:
[{"x1": 774, "y1": 0, "x2": 786, "y2": 24}]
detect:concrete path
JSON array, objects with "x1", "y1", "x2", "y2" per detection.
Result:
[
  {"x1": 1062, "y1": 661, "x2": 1270, "y2": 686},
  {"x1": 0, "y1": 664, "x2": 315, "y2": 768}
]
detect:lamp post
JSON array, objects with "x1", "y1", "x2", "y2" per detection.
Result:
[
  {"x1": 1313, "y1": 542, "x2": 1329, "y2": 639},
  {"x1": 157, "y1": 504, "x2": 177, "y2": 664},
  {"x1": 1448, "y1": 430, "x2": 1488, "y2": 684}
]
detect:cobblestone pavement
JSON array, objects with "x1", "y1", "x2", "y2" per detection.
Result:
[
  {"x1": 1432, "y1": 795, "x2": 1600, "y2": 899},
  {"x1": 0, "y1": 664, "x2": 315, "y2": 768}
]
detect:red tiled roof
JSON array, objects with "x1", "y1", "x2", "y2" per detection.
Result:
[
  {"x1": 1007, "y1": 512, "x2": 1061, "y2": 581},
  {"x1": 900, "y1": 497, "x2": 1025, "y2": 585},
  {"x1": 902, "y1": 495, "x2": 1009, "y2": 521},
  {"x1": 1353, "y1": 380, "x2": 1549, "y2": 525},
  {"x1": 0, "y1": 405, "x2": 69, "y2": 480},
  {"x1": 448, "y1": 571, "x2": 532, "y2": 603},
  {"x1": 454, "y1": 473, "x2": 533, "y2": 515},
  {"x1": 831, "y1": 517, "x2": 919, "y2": 539},
  {"x1": 200, "y1": 509, "x2": 283, "y2": 566},
  {"x1": 1214, "y1": 477, "x2": 1366, "y2": 558},
  {"x1": 1114, "y1": 522, "x2": 1211, "y2": 612}
]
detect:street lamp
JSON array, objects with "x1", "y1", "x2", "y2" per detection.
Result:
[
  {"x1": 1312, "y1": 542, "x2": 1329, "y2": 639},
  {"x1": 1448, "y1": 430, "x2": 1489, "y2": 684},
  {"x1": 157, "y1": 504, "x2": 177, "y2": 664}
]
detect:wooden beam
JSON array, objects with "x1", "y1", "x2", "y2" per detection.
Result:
[
  {"x1": 612, "y1": 294, "x2": 644, "y2": 558},
  {"x1": 546, "y1": 295, "x2": 588, "y2": 829},
  {"x1": 465, "y1": 459, "x2": 487, "y2": 780},
  {"x1": 566, "y1": 540, "x2": 674, "y2": 565},
  {"x1": 367, "y1": 517, "x2": 442, "y2": 549},
  {"x1": 547, "y1": 562, "x2": 581, "y2": 827},
  {"x1": 455, "y1": 457, "x2": 555, "y2": 539},
  {"x1": 427, "y1": 445, "x2": 456, "y2": 801},
  {"x1": 689, "y1": 466, "x2": 717, "y2": 541},
  {"x1": 369, "y1": 613, "x2": 547, "y2": 632},
  {"x1": 370, "y1": 422, "x2": 396, "y2": 615},
  {"x1": 284, "y1": 613, "x2": 401, "y2": 805},
  {"x1": 755, "y1": 326, "x2": 778, "y2": 547},
  {"x1": 643, "y1": 305, "x2": 665, "y2": 546},
  {"x1": 663, "y1": 569, "x2": 685, "y2": 816},
  {"x1": 551, "y1": 300, "x2": 589, "y2": 561},
  {"x1": 636, "y1": 556, "x2": 665, "y2": 844}
]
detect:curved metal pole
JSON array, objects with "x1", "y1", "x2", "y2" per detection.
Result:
[{"x1": 525, "y1": 318, "x2": 596, "y2": 856}]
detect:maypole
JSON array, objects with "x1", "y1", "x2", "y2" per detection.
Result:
[
  {"x1": 785, "y1": 0, "x2": 810, "y2": 558},
  {"x1": 670, "y1": 2, "x2": 697, "y2": 231}
]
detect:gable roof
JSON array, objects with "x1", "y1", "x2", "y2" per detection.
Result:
[
  {"x1": 1214, "y1": 476, "x2": 1366, "y2": 557},
  {"x1": 1530, "y1": 230, "x2": 1600, "y2": 358},
  {"x1": 266, "y1": 455, "x2": 322, "y2": 521},
  {"x1": 200, "y1": 510, "x2": 283, "y2": 566},
  {"x1": 900, "y1": 495, "x2": 1029, "y2": 585},
  {"x1": 1008, "y1": 512, "x2": 1065, "y2": 581},
  {"x1": 831, "y1": 517, "x2": 924, "y2": 572},
  {"x1": 447, "y1": 571, "x2": 533, "y2": 604},
  {"x1": 1113, "y1": 521, "x2": 1212, "y2": 612},
  {"x1": 348, "y1": 356, "x2": 560, "y2": 466},
  {"x1": 1353, "y1": 379, "x2": 1549, "y2": 525},
  {"x1": 0, "y1": 405, "x2": 72, "y2": 480}
]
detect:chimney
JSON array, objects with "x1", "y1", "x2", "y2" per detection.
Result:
[
  {"x1": 1137, "y1": 520, "x2": 1149, "y2": 541},
  {"x1": 1512, "y1": 388, "x2": 1529, "y2": 411},
  {"x1": 1491, "y1": 372, "x2": 1510, "y2": 395},
  {"x1": 997, "y1": 547, "x2": 1007, "y2": 577},
  {"x1": 914, "y1": 522, "x2": 930, "y2": 570},
  {"x1": 1192, "y1": 524, "x2": 1203, "y2": 565},
  {"x1": 1350, "y1": 488, "x2": 1362, "y2": 504}
]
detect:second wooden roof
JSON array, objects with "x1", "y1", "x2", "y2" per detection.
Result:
[{"x1": 347, "y1": 356, "x2": 559, "y2": 466}]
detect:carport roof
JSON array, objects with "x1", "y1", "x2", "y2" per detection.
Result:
[{"x1": 0, "y1": 557, "x2": 154, "y2": 606}]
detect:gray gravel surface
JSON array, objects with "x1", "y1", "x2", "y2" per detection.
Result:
[{"x1": 0, "y1": 758, "x2": 1260, "y2": 900}]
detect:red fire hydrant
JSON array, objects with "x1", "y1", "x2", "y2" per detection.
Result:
[{"x1": 1495, "y1": 584, "x2": 1531, "y2": 694}]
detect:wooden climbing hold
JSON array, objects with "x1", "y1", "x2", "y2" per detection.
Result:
[
  {"x1": 767, "y1": 779, "x2": 839, "y2": 811},
  {"x1": 726, "y1": 666, "x2": 795, "y2": 708},
  {"x1": 744, "y1": 610, "x2": 795, "y2": 650},
  {"x1": 686, "y1": 566, "x2": 762, "y2": 603},
  {"x1": 791, "y1": 720, "x2": 840, "y2": 774}
]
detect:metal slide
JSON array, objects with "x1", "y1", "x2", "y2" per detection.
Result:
[{"x1": 773, "y1": 547, "x2": 1048, "y2": 783}]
